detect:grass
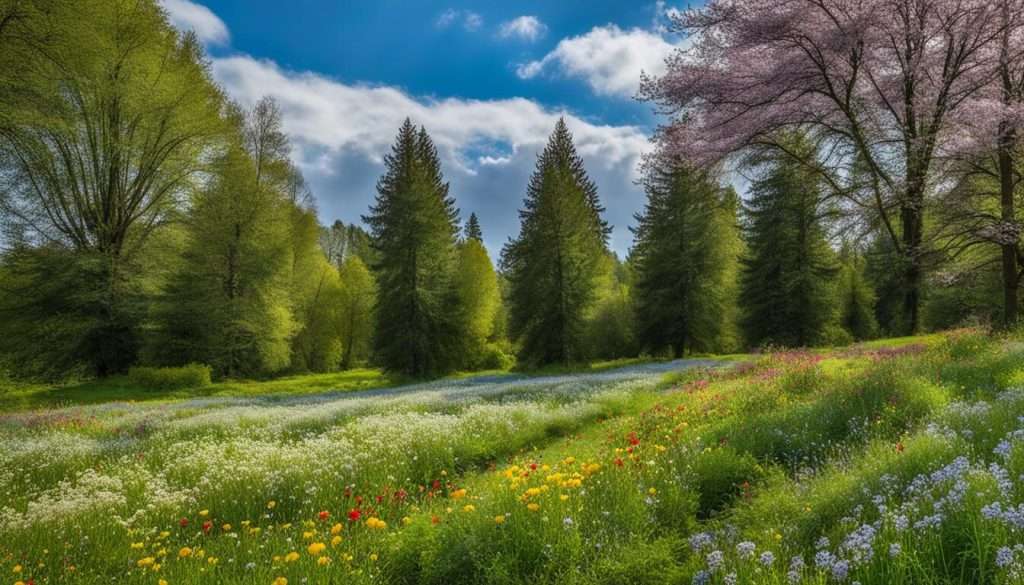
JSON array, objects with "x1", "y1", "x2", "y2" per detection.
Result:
[{"x1": 4, "y1": 329, "x2": 1024, "y2": 584}]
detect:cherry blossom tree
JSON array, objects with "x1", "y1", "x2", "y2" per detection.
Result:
[{"x1": 641, "y1": 0, "x2": 1011, "y2": 333}]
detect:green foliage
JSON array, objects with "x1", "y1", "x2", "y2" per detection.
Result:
[
  {"x1": 335, "y1": 256, "x2": 377, "y2": 369},
  {"x1": 631, "y1": 163, "x2": 741, "y2": 356},
  {"x1": 464, "y1": 212, "x2": 483, "y2": 242},
  {"x1": 127, "y1": 364, "x2": 212, "y2": 391},
  {"x1": 739, "y1": 139, "x2": 839, "y2": 347},
  {"x1": 455, "y1": 239, "x2": 502, "y2": 368},
  {"x1": 289, "y1": 207, "x2": 345, "y2": 373},
  {"x1": 502, "y1": 119, "x2": 611, "y2": 367},
  {"x1": 364, "y1": 120, "x2": 466, "y2": 377},
  {"x1": 584, "y1": 254, "x2": 638, "y2": 360},
  {"x1": 837, "y1": 246, "x2": 879, "y2": 341}
]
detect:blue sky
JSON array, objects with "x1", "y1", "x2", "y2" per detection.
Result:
[{"x1": 161, "y1": 0, "x2": 689, "y2": 255}]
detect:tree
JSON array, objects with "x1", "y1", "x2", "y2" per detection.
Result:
[
  {"x1": 501, "y1": 119, "x2": 610, "y2": 366},
  {"x1": 465, "y1": 212, "x2": 483, "y2": 242},
  {"x1": 631, "y1": 161, "x2": 740, "y2": 357},
  {"x1": 152, "y1": 137, "x2": 295, "y2": 377},
  {"x1": 455, "y1": 236, "x2": 501, "y2": 366},
  {"x1": 837, "y1": 245, "x2": 879, "y2": 341},
  {"x1": 642, "y1": 0, "x2": 1008, "y2": 334},
  {"x1": 0, "y1": 0, "x2": 224, "y2": 375},
  {"x1": 335, "y1": 256, "x2": 376, "y2": 369},
  {"x1": 289, "y1": 206, "x2": 343, "y2": 373},
  {"x1": 363, "y1": 120, "x2": 464, "y2": 377},
  {"x1": 739, "y1": 142, "x2": 839, "y2": 348}
]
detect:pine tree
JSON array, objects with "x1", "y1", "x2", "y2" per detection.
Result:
[
  {"x1": 631, "y1": 162, "x2": 740, "y2": 357},
  {"x1": 739, "y1": 141, "x2": 839, "y2": 348},
  {"x1": 465, "y1": 212, "x2": 483, "y2": 242},
  {"x1": 455, "y1": 236, "x2": 501, "y2": 366},
  {"x1": 501, "y1": 119, "x2": 610, "y2": 366},
  {"x1": 363, "y1": 120, "x2": 464, "y2": 376}
]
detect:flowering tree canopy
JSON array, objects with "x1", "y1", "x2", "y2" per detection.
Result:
[{"x1": 642, "y1": 0, "x2": 1022, "y2": 332}]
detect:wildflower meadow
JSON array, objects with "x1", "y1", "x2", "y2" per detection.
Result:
[{"x1": 2, "y1": 331, "x2": 1024, "y2": 584}]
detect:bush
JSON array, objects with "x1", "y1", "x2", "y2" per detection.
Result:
[{"x1": 128, "y1": 363, "x2": 212, "y2": 390}]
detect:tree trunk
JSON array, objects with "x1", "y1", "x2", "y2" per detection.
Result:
[
  {"x1": 900, "y1": 191, "x2": 925, "y2": 335},
  {"x1": 998, "y1": 123, "x2": 1020, "y2": 329}
]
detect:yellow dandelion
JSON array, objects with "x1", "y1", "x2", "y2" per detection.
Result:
[
  {"x1": 307, "y1": 542, "x2": 327, "y2": 556},
  {"x1": 178, "y1": 547, "x2": 192, "y2": 558},
  {"x1": 494, "y1": 515, "x2": 506, "y2": 524}
]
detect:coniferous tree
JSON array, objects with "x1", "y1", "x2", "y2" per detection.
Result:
[
  {"x1": 501, "y1": 119, "x2": 610, "y2": 366},
  {"x1": 739, "y1": 141, "x2": 839, "y2": 348},
  {"x1": 631, "y1": 162, "x2": 740, "y2": 357},
  {"x1": 364, "y1": 120, "x2": 464, "y2": 376},
  {"x1": 465, "y1": 213, "x2": 483, "y2": 242},
  {"x1": 455, "y1": 235, "x2": 501, "y2": 366}
]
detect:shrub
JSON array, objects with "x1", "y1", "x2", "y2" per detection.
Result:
[{"x1": 127, "y1": 363, "x2": 212, "y2": 390}]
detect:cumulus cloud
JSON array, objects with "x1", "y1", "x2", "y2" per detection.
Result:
[
  {"x1": 211, "y1": 56, "x2": 651, "y2": 254},
  {"x1": 499, "y1": 16, "x2": 547, "y2": 42},
  {"x1": 436, "y1": 9, "x2": 483, "y2": 32},
  {"x1": 160, "y1": 0, "x2": 230, "y2": 45},
  {"x1": 516, "y1": 24, "x2": 678, "y2": 98}
]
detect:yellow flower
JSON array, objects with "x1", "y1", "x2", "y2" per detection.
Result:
[
  {"x1": 159, "y1": 580, "x2": 168, "y2": 585},
  {"x1": 450, "y1": 488, "x2": 467, "y2": 500},
  {"x1": 330, "y1": 523, "x2": 343, "y2": 535},
  {"x1": 284, "y1": 552, "x2": 300, "y2": 563},
  {"x1": 272, "y1": 578, "x2": 288, "y2": 585},
  {"x1": 648, "y1": 487, "x2": 657, "y2": 495},
  {"x1": 131, "y1": 542, "x2": 144, "y2": 549},
  {"x1": 207, "y1": 557, "x2": 218, "y2": 566},
  {"x1": 527, "y1": 503, "x2": 540, "y2": 512},
  {"x1": 12, "y1": 565, "x2": 22, "y2": 574},
  {"x1": 308, "y1": 542, "x2": 327, "y2": 556},
  {"x1": 317, "y1": 556, "x2": 331, "y2": 566},
  {"x1": 15, "y1": 581, "x2": 25, "y2": 585},
  {"x1": 370, "y1": 553, "x2": 379, "y2": 562},
  {"x1": 267, "y1": 501, "x2": 277, "y2": 510},
  {"x1": 137, "y1": 557, "x2": 155, "y2": 568},
  {"x1": 331, "y1": 535, "x2": 343, "y2": 547},
  {"x1": 199, "y1": 509, "x2": 209, "y2": 517},
  {"x1": 249, "y1": 527, "x2": 261, "y2": 536},
  {"x1": 152, "y1": 563, "x2": 162, "y2": 572},
  {"x1": 159, "y1": 531, "x2": 170, "y2": 539},
  {"x1": 402, "y1": 516, "x2": 413, "y2": 526},
  {"x1": 302, "y1": 531, "x2": 315, "y2": 540},
  {"x1": 494, "y1": 515, "x2": 506, "y2": 524},
  {"x1": 559, "y1": 495, "x2": 570, "y2": 501},
  {"x1": 462, "y1": 505, "x2": 476, "y2": 512},
  {"x1": 178, "y1": 547, "x2": 192, "y2": 558},
  {"x1": 221, "y1": 524, "x2": 232, "y2": 532},
  {"x1": 365, "y1": 517, "x2": 387, "y2": 530}
]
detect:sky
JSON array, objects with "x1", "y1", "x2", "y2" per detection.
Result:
[{"x1": 160, "y1": 0, "x2": 690, "y2": 256}]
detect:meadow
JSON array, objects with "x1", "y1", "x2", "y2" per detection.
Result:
[{"x1": 1, "y1": 330, "x2": 1023, "y2": 584}]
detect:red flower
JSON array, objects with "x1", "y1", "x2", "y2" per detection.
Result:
[
  {"x1": 614, "y1": 458, "x2": 624, "y2": 467},
  {"x1": 432, "y1": 479, "x2": 441, "y2": 490},
  {"x1": 895, "y1": 442, "x2": 905, "y2": 453},
  {"x1": 431, "y1": 515, "x2": 441, "y2": 525},
  {"x1": 202, "y1": 520, "x2": 213, "y2": 534},
  {"x1": 355, "y1": 495, "x2": 363, "y2": 505},
  {"x1": 348, "y1": 509, "x2": 361, "y2": 522},
  {"x1": 529, "y1": 462, "x2": 538, "y2": 471},
  {"x1": 628, "y1": 432, "x2": 640, "y2": 446},
  {"x1": 179, "y1": 517, "x2": 189, "y2": 527},
  {"x1": 318, "y1": 510, "x2": 330, "y2": 521},
  {"x1": 375, "y1": 494, "x2": 384, "y2": 504}
]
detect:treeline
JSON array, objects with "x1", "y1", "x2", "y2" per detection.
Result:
[{"x1": 0, "y1": 0, "x2": 1010, "y2": 383}]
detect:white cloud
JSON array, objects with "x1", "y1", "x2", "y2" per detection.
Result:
[
  {"x1": 516, "y1": 24, "x2": 678, "y2": 98},
  {"x1": 499, "y1": 16, "x2": 547, "y2": 42},
  {"x1": 436, "y1": 9, "x2": 483, "y2": 32},
  {"x1": 211, "y1": 56, "x2": 652, "y2": 254},
  {"x1": 160, "y1": 0, "x2": 229, "y2": 45}
]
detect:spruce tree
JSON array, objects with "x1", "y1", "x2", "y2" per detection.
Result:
[
  {"x1": 631, "y1": 162, "x2": 740, "y2": 357},
  {"x1": 501, "y1": 119, "x2": 610, "y2": 366},
  {"x1": 739, "y1": 140, "x2": 838, "y2": 348},
  {"x1": 364, "y1": 119, "x2": 464, "y2": 376},
  {"x1": 465, "y1": 212, "x2": 483, "y2": 242}
]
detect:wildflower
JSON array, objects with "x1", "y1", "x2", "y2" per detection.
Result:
[
  {"x1": 451, "y1": 489, "x2": 467, "y2": 500},
  {"x1": 318, "y1": 510, "x2": 329, "y2": 521},
  {"x1": 137, "y1": 558, "x2": 156, "y2": 568},
  {"x1": 330, "y1": 523, "x2": 343, "y2": 535},
  {"x1": 284, "y1": 552, "x2": 300, "y2": 563},
  {"x1": 272, "y1": 578, "x2": 287, "y2": 585},
  {"x1": 331, "y1": 535, "x2": 342, "y2": 547},
  {"x1": 308, "y1": 542, "x2": 327, "y2": 556},
  {"x1": 178, "y1": 518, "x2": 188, "y2": 528},
  {"x1": 131, "y1": 542, "x2": 144, "y2": 549},
  {"x1": 370, "y1": 553, "x2": 379, "y2": 562},
  {"x1": 317, "y1": 556, "x2": 331, "y2": 566},
  {"x1": 563, "y1": 517, "x2": 574, "y2": 527},
  {"x1": 724, "y1": 573, "x2": 737, "y2": 585},
  {"x1": 222, "y1": 524, "x2": 232, "y2": 532},
  {"x1": 831, "y1": 560, "x2": 850, "y2": 581},
  {"x1": 706, "y1": 550, "x2": 724, "y2": 571},
  {"x1": 463, "y1": 505, "x2": 476, "y2": 512},
  {"x1": 527, "y1": 503, "x2": 540, "y2": 512},
  {"x1": 178, "y1": 547, "x2": 192, "y2": 558},
  {"x1": 267, "y1": 501, "x2": 277, "y2": 510},
  {"x1": 736, "y1": 541, "x2": 756, "y2": 559},
  {"x1": 12, "y1": 565, "x2": 22, "y2": 574},
  {"x1": 348, "y1": 509, "x2": 361, "y2": 522},
  {"x1": 207, "y1": 557, "x2": 218, "y2": 565},
  {"x1": 199, "y1": 509, "x2": 209, "y2": 517},
  {"x1": 759, "y1": 551, "x2": 775, "y2": 567},
  {"x1": 997, "y1": 546, "x2": 1015, "y2": 568},
  {"x1": 303, "y1": 531, "x2": 315, "y2": 540},
  {"x1": 494, "y1": 515, "x2": 506, "y2": 525},
  {"x1": 159, "y1": 580, "x2": 168, "y2": 585},
  {"x1": 202, "y1": 520, "x2": 213, "y2": 534},
  {"x1": 692, "y1": 569, "x2": 711, "y2": 585},
  {"x1": 366, "y1": 517, "x2": 387, "y2": 529},
  {"x1": 402, "y1": 516, "x2": 412, "y2": 525},
  {"x1": 648, "y1": 487, "x2": 657, "y2": 495},
  {"x1": 889, "y1": 543, "x2": 901, "y2": 558}
]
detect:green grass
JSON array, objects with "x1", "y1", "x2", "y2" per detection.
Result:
[{"x1": 5, "y1": 330, "x2": 1024, "y2": 585}]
